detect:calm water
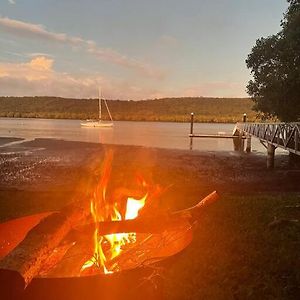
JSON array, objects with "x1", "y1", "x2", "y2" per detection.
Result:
[{"x1": 0, "y1": 118, "x2": 268, "y2": 152}]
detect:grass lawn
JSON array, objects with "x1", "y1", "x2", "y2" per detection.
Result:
[{"x1": 164, "y1": 193, "x2": 300, "y2": 299}]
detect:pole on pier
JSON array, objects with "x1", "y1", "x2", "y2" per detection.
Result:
[
  {"x1": 246, "y1": 135, "x2": 251, "y2": 153},
  {"x1": 239, "y1": 131, "x2": 244, "y2": 152},
  {"x1": 239, "y1": 113, "x2": 247, "y2": 152},
  {"x1": 267, "y1": 143, "x2": 276, "y2": 169},
  {"x1": 190, "y1": 113, "x2": 194, "y2": 150},
  {"x1": 190, "y1": 113, "x2": 194, "y2": 135}
]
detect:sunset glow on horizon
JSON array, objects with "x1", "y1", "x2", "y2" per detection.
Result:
[{"x1": 0, "y1": 0, "x2": 288, "y2": 100}]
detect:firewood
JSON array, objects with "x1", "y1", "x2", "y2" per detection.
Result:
[
  {"x1": 77, "y1": 191, "x2": 219, "y2": 235},
  {"x1": 0, "y1": 188, "x2": 218, "y2": 291},
  {"x1": 0, "y1": 197, "x2": 91, "y2": 291}
]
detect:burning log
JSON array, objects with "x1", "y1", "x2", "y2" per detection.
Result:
[
  {"x1": 77, "y1": 191, "x2": 219, "y2": 235},
  {"x1": 48, "y1": 191, "x2": 219, "y2": 277},
  {"x1": 0, "y1": 191, "x2": 218, "y2": 291}
]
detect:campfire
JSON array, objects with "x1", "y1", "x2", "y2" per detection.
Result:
[{"x1": 0, "y1": 151, "x2": 218, "y2": 295}]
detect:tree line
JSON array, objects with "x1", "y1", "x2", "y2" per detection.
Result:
[{"x1": 0, "y1": 96, "x2": 256, "y2": 123}]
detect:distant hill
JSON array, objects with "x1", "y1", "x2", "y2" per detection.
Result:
[{"x1": 0, "y1": 96, "x2": 257, "y2": 123}]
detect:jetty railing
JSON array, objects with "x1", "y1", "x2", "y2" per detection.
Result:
[
  {"x1": 189, "y1": 112, "x2": 300, "y2": 169},
  {"x1": 235, "y1": 122, "x2": 300, "y2": 155},
  {"x1": 235, "y1": 122, "x2": 300, "y2": 168}
]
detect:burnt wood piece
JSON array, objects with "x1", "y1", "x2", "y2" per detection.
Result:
[
  {"x1": 0, "y1": 198, "x2": 91, "y2": 291},
  {"x1": 77, "y1": 191, "x2": 219, "y2": 235}
]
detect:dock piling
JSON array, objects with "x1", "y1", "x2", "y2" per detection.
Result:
[
  {"x1": 246, "y1": 135, "x2": 251, "y2": 153},
  {"x1": 189, "y1": 113, "x2": 194, "y2": 150},
  {"x1": 267, "y1": 143, "x2": 276, "y2": 169},
  {"x1": 190, "y1": 113, "x2": 194, "y2": 135}
]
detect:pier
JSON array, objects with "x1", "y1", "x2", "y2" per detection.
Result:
[
  {"x1": 189, "y1": 113, "x2": 300, "y2": 169},
  {"x1": 235, "y1": 121, "x2": 300, "y2": 169}
]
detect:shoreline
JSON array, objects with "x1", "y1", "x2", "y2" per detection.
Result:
[
  {"x1": 0, "y1": 115, "x2": 238, "y2": 124},
  {"x1": 0, "y1": 137, "x2": 298, "y2": 194}
]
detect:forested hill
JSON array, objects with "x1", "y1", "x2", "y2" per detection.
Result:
[{"x1": 0, "y1": 96, "x2": 256, "y2": 123}]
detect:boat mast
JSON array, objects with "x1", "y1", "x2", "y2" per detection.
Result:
[
  {"x1": 104, "y1": 98, "x2": 113, "y2": 122},
  {"x1": 98, "y1": 87, "x2": 102, "y2": 121}
]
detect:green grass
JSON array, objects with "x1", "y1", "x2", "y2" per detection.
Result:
[
  {"x1": 0, "y1": 191, "x2": 299, "y2": 299},
  {"x1": 164, "y1": 193, "x2": 300, "y2": 299}
]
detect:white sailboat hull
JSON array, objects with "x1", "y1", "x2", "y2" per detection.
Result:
[
  {"x1": 81, "y1": 88, "x2": 113, "y2": 128},
  {"x1": 81, "y1": 120, "x2": 113, "y2": 128}
]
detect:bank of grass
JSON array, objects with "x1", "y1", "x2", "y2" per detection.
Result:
[
  {"x1": 165, "y1": 193, "x2": 300, "y2": 299},
  {"x1": 0, "y1": 96, "x2": 258, "y2": 123},
  {"x1": 0, "y1": 191, "x2": 299, "y2": 299}
]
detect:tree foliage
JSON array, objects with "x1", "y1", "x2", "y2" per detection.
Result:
[
  {"x1": 0, "y1": 96, "x2": 255, "y2": 123},
  {"x1": 246, "y1": 0, "x2": 300, "y2": 121}
]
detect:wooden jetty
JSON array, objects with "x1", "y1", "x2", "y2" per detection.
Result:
[
  {"x1": 189, "y1": 113, "x2": 300, "y2": 169},
  {"x1": 234, "y1": 121, "x2": 300, "y2": 169}
]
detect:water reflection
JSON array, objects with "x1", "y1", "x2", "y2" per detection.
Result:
[{"x1": 0, "y1": 118, "x2": 270, "y2": 153}]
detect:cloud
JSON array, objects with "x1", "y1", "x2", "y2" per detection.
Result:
[
  {"x1": 28, "y1": 52, "x2": 53, "y2": 58},
  {"x1": 0, "y1": 16, "x2": 164, "y2": 78},
  {"x1": 0, "y1": 58, "x2": 247, "y2": 99},
  {"x1": 0, "y1": 56, "x2": 163, "y2": 99},
  {"x1": 8, "y1": 0, "x2": 16, "y2": 5},
  {"x1": 0, "y1": 17, "x2": 82, "y2": 44}
]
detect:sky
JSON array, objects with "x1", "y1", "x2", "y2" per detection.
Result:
[{"x1": 0, "y1": 0, "x2": 289, "y2": 100}]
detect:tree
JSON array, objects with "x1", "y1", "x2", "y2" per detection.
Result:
[{"x1": 246, "y1": 0, "x2": 300, "y2": 122}]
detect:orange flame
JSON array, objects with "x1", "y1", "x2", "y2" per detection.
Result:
[{"x1": 81, "y1": 152, "x2": 148, "y2": 274}]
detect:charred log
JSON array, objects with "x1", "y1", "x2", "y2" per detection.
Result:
[{"x1": 0, "y1": 198, "x2": 91, "y2": 291}]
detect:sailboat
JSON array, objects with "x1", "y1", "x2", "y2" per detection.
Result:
[{"x1": 81, "y1": 88, "x2": 113, "y2": 128}]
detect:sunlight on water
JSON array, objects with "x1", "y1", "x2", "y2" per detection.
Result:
[{"x1": 0, "y1": 118, "x2": 270, "y2": 153}]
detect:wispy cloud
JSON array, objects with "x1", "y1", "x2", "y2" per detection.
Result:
[
  {"x1": 28, "y1": 52, "x2": 53, "y2": 58},
  {"x1": 8, "y1": 0, "x2": 16, "y2": 5},
  {"x1": 0, "y1": 17, "x2": 84, "y2": 44},
  {"x1": 0, "y1": 56, "x2": 163, "y2": 99},
  {"x1": 0, "y1": 16, "x2": 164, "y2": 78}
]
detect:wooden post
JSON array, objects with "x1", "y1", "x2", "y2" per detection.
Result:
[
  {"x1": 232, "y1": 127, "x2": 241, "y2": 151},
  {"x1": 239, "y1": 113, "x2": 247, "y2": 152},
  {"x1": 233, "y1": 137, "x2": 240, "y2": 151},
  {"x1": 267, "y1": 143, "x2": 276, "y2": 169},
  {"x1": 190, "y1": 113, "x2": 194, "y2": 150},
  {"x1": 239, "y1": 132, "x2": 244, "y2": 152},
  {"x1": 190, "y1": 113, "x2": 194, "y2": 135},
  {"x1": 246, "y1": 135, "x2": 251, "y2": 153}
]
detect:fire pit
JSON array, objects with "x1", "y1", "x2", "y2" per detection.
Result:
[{"x1": 0, "y1": 151, "x2": 218, "y2": 299}]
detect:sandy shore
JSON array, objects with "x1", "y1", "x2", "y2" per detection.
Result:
[{"x1": 0, "y1": 137, "x2": 299, "y2": 196}]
